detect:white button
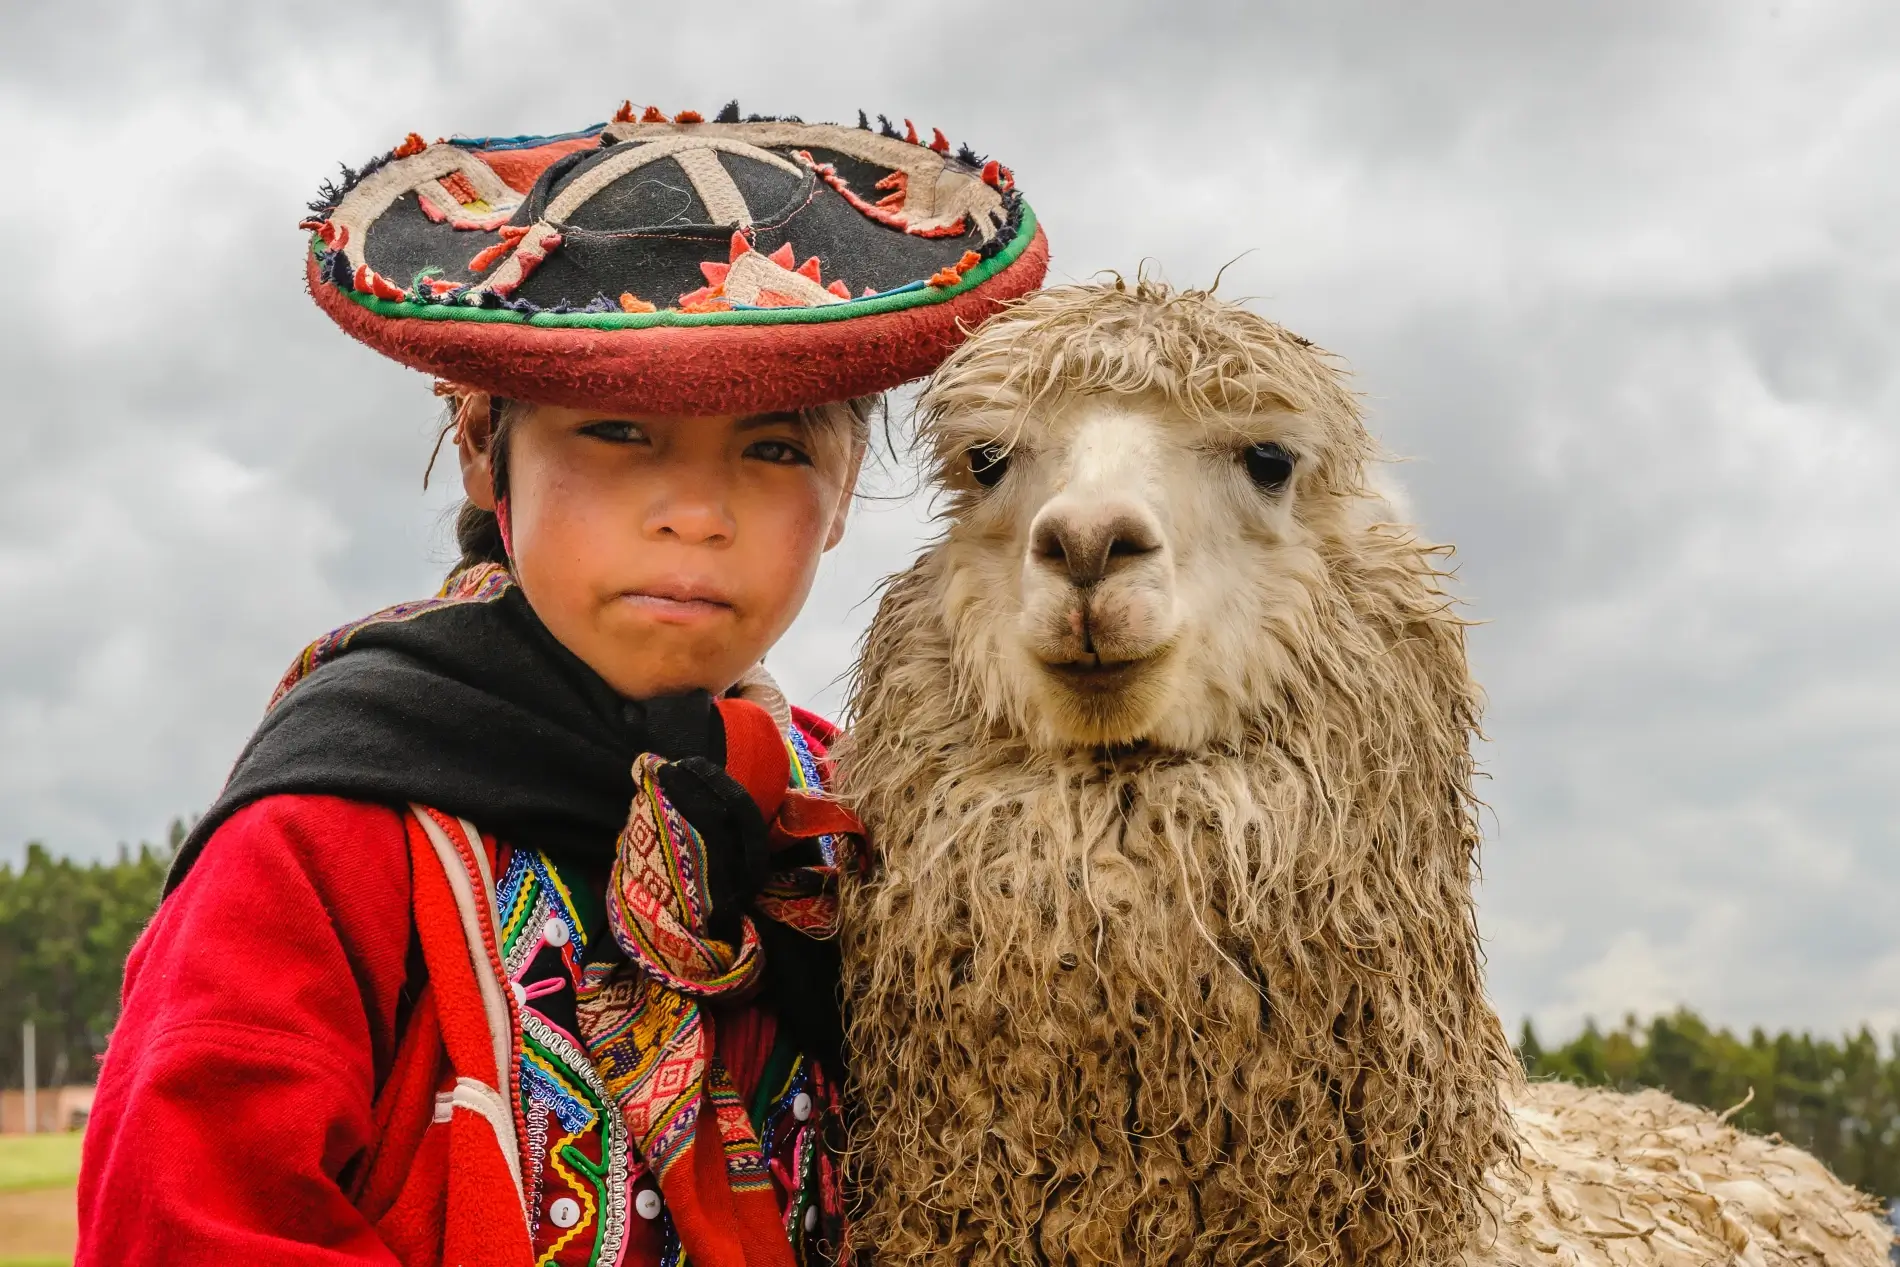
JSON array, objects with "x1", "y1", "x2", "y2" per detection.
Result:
[
  {"x1": 543, "y1": 916, "x2": 570, "y2": 947},
  {"x1": 511, "y1": 980, "x2": 528, "y2": 1009},
  {"x1": 547, "y1": 1196, "x2": 581, "y2": 1228},
  {"x1": 791, "y1": 1092, "x2": 813, "y2": 1122},
  {"x1": 635, "y1": 1188, "x2": 663, "y2": 1220},
  {"x1": 803, "y1": 1205, "x2": 820, "y2": 1233}
]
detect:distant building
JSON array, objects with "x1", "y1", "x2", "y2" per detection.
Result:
[{"x1": 0, "y1": 1084, "x2": 94, "y2": 1133}]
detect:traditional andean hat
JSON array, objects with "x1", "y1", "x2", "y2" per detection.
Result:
[{"x1": 301, "y1": 102, "x2": 1048, "y2": 415}]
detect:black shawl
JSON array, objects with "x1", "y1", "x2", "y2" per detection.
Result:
[{"x1": 168, "y1": 579, "x2": 842, "y2": 1071}]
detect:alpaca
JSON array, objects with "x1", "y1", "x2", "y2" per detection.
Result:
[
  {"x1": 835, "y1": 279, "x2": 1891, "y2": 1267},
  {"x1": 838, "y1": 277, "x2": 1517, "y2": 1266}
]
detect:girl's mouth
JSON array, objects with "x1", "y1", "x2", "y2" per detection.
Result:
[{"x1": 616, "y1": 582, "x2": 735, "y2": 623}]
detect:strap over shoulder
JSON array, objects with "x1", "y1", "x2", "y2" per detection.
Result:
[{"x1": 715, "y1": 696, "x2": 792, "y2": 824}]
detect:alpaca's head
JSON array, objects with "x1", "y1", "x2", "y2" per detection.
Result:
[{"x1": 919, "y1": 277, "x2": 1377, "y2": 751}]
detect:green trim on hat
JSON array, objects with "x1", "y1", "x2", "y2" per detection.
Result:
[{"x1": 328, "y1": 203, "x2": 1039, "y2": 330}]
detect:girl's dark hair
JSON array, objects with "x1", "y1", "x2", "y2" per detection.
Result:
[
  {"x1": 451, "y1": 398, "x2": 517, "y2": 573},
  {"x1": 454, "y1": 498, "x2": 510, "y2": 570},
  {"x1": 444, "y1": 395, "x2": 880, "y2": 576}
]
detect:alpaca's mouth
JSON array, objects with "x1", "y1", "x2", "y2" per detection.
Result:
[{"x1": 1039, "y1": 654, "x2": 1153, "y2": 693}]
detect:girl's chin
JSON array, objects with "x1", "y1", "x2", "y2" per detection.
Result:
[{"x1": 587, "y1": 619, "x2": 762, "y2": 702}]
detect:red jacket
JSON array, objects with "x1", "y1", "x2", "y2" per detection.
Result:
[{"x1": 79, "y1": 710, "x2": 845, "y2": 1266}]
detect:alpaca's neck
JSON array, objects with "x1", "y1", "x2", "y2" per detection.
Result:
[{"x1": 838, "y1": 547, "x2": 1517, "y2": 1267}]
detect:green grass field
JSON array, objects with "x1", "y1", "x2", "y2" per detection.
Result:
[
  {"x1": 0, "y1": 1134, "x2": 80, "y2": 1265},
  {"x1": 0, "y1": 1133, "x2": 82, "y2": 1193}
]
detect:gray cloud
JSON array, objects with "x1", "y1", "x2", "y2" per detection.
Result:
[{"x1": 3, "y1": 0, "x2": 1896, "y2": 1037}]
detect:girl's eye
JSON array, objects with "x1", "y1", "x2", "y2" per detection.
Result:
[
  {"x1": 747, "y1": 439, "x2": 812, "y2": 466},
  {"x1": 1242, "y1": 442, "x2": 1295, "y2": 493},
  {"x1": 580, "y1": 420, "x2": 648, "y2": 444},
  {"x1": 968, "y1": 444, "x2": 1009, "y2": 488}
]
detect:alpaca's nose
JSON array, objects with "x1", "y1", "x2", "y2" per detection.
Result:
[{"x1": 1030, "y1": 505, "x2": 1162, "y2": 587}]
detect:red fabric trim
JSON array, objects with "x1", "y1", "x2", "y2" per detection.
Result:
[
  {"x1": 394, "y1": 811, "x2": 533, "y2": 1264},
  {"x1": 305, "y1": 226, "x2": 1049, "y2": 416},
  {"x1": 412, "y1": 811, "x2": 530, "y2": 1162},
  {"x1": 776, "y1": 792, "x2": 861, "y2": 841},
  {"x1": 716, "y1": 698, "x2": 790, "y2": 824},
  {"x1": 478, "y1": 135, "x2": 600, "y2": 195},
  {"x1": 404, "y1": 814, "x2": 502, "y2": 1087},
  {"x1": 442, "y1": 1108, "x2": 534, "y2": 1267},
  {"x1": 466, "y1": 226, "x2": 528, "y2": 274},
  {"x1": 437, "y1": 170, "x2": 480, "y2": 206},
  {"x1": 804, "y1": 158, "x2": 968, "y2": 238}
]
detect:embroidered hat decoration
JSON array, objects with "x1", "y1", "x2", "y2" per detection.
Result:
[{"x1": 302, "y1": 102, "x2": 1049, "y2": 415}]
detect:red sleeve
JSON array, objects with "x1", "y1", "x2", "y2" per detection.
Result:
[{"x1": 78, "y1": 795, "x2": 414, "y2": 1266}]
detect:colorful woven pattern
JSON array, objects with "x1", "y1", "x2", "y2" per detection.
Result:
[
  {"x1": 611, "y1": 758, "x2": 767, "y2": 998},
  {"x1": 576, "y1": 741, "x2": 856, "y2": 1267},
  {"x1": 577, "y1": 965, "x2": 712, "y2": 1179}
]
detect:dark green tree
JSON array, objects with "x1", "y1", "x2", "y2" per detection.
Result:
[{"x1": 0, "y1": 823, "x2": 176, "y2": 1089}]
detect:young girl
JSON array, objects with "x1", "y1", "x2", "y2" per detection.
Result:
[{"x1": 77, "y1": 104, "x2": 1046, "y2": 1267}]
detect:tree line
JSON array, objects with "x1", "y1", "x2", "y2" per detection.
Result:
[
  {"x1": 0, "y1": 826, "x2": 176, "y2": 1090},
  {"x1": 4, "y1": 837, "x2": 1900, "y2": 1198}
]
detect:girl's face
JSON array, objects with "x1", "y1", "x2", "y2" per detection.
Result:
[{"x1": 458, "y1": 395, "x2": 862, "y2": 700}]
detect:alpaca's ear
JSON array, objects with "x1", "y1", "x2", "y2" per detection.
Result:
[{"x1": 825, "y1": 440, "x2": 867, "y2": 551}]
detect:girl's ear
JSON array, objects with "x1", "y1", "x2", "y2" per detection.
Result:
[
  {"x1": 456, "y1": 392, "x2": 498, "y2": 510},
  {"x1": 824, "y1": 440, "x2": 867, "y2": 551}
]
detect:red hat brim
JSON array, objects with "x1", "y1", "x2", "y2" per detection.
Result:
[{"x1": 308, "y1": 225, "x2": 1047, "y2": 416}]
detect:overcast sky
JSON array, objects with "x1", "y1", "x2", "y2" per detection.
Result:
[{"x1": 3, "y1": 1, "x2": 1896, "y2": 1041}]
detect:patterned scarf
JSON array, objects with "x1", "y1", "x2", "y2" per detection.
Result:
[{"x1": 577, "y1": 693, "x2": 861, "y2": 1267}]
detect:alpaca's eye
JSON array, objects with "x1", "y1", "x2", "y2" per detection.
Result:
[
  {"x1": 968, "y1": 444, "x2": 1010, "y2": 488},
  {"x1": 1243, "y1": 442, "x2": 1294, "y2": 493}
]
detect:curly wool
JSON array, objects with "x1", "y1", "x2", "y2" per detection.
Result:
[
  {"x1": 1475, "y1": 1082, "x2": 1893, "y2": 1266},
  {"x1": 838, "y1": 280, "x2": 1519, "y2": 1267}
]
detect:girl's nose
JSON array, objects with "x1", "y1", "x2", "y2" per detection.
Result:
[{"x1": 643, "y1": 492, "x2": 735, "y2": 545}]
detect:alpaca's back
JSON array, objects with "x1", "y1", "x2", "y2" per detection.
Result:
[{"x1": 1476, "y1": 1082, "x2": 1892, "y2": 1266}]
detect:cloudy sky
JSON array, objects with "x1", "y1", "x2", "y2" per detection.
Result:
[{"x1": 3, "y1": 1, "x2": 1896, "y2": 1041}]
